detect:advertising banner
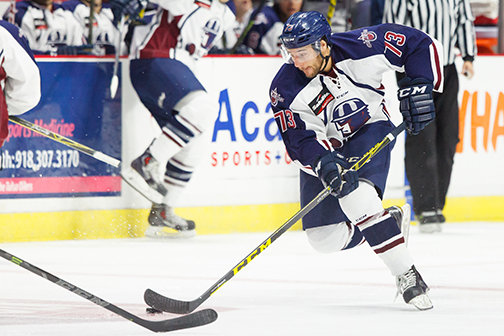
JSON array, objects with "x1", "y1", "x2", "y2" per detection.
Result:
[{"x1": 0, "y1": 61, "x2": 121, "y2": 198}]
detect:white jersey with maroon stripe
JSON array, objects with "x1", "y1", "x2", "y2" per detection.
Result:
[
  {"x1": 269, "y1": 23, "x2": 443, "y2": 176},
  {"x1": 130, "y1": 0, "x2": 235, "y2": 69},
  {"x1": 7, "y1": 1, "x2": 85, "y2": 53},
  {"x1": 0, "y1": 21, "x2": 40, "y2": 116},
  {"x1": 0, "y1": 21, "x2": 40, "y2": 147}
]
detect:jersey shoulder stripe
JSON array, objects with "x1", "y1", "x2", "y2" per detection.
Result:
[{"x1": 0, "y1": 21, "x2": 35, "y2": 62}]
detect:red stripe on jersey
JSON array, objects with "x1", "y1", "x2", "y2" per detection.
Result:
[
  {"x1": 374, "y1": 237, "x2": 405, "y2": 254},
  {"x1": 431, "y1": 42, "x2": 442, "y2": 91},
  {"x1": 0, "y1": 63, "x2": 8, "y2": 148},
  {"x1": 321, "y1": 139, "x2": 332, "y2": 150},
  {"x1": 139, "y1": 12, "x2": 181, "y2": 59},
  {"x1": 162, "y1": 130, "x2": 184, "y2": 148}
]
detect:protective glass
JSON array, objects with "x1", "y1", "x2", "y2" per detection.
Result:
[{"x1": 280, "y1": 41, "x2": 321, "y2": 64}]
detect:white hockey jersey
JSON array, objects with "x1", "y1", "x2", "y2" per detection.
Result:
[
  {"x1": 0, "y1": 21, "x2": 41, "y2": 146},
  {"x1": 130, "y1": 0, "x2": 235, "y2": 68},
  {"x1": 61, "y1": 0, "x2": 119, "y2": 50},
  {"x1": 270, "y1": 24, "x2": 443, "y2": 176},
  {"x1": 7, "y1": 1, "x2": 85, "y2": 53}
]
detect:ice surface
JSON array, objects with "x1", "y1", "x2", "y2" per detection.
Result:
[{"x1": 1, "y1": 222, "x2": 503, "y2": 335}]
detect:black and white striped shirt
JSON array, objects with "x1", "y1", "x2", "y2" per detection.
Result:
[{"x1": 383, "y1": 0, "x2": 476, "y2": 65}]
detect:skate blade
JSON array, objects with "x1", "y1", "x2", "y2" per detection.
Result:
[
  {"x1": 145, "y1": 226, "x2": 196, "y2": 239},
  {"x1": 121, "y1": 167, "x2": 163, "y2": 204},
  {"x1": 401, "y1": 203, "x2": 411, "y2": 246},
  {"x1": 409, "y1": 294, "x2": 433, "y2": 311},
  {"x1": 418, "y1": 223, "x2": 441, "y2": 234}
]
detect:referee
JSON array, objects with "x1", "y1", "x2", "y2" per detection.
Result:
[{"x1": 382, "y1": 0, "x2": 476, "y2": 233}]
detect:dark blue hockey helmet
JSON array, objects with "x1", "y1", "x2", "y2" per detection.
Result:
[{"x1": 280, "y1": 11, "x2": 331, "y2": 50}]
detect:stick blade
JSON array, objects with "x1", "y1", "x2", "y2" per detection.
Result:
[
  {"x1": 110, "y1": 75, "x2": 119, "y2": 99},
  {"x1": 146, "y1": 308, "x2": 217, "y2": 332},
  {"x1": 144, "y1": 288, "x2": 196, "y2": 314}
]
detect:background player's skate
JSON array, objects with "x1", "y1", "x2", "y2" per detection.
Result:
[
  {"x1": 146, "y1": 203, "x2": 196, "y2": 238},
  {"x1": 121, "y1": 148, "x2": 166, "y2": 204}
]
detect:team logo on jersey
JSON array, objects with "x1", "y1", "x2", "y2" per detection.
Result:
[
  {"x1": 358, "y1": 29, "x2": 377, "y2": 48},
  {"x1": 309, "y1": 85, "x2": 334, "y2": 115},
  {"x1": 201, "y1": 18, "x2": 221, "y2": 49},
  {"x1": 331, "y1": 98, "x2": 370, "y2": 136},
  {"x1": 270, "y1": 88, "x2": 284, "y2": 107}
]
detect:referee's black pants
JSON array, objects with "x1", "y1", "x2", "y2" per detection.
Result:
[{"x1": 404, "y1": 64, "x2": 460, "y2": 215}]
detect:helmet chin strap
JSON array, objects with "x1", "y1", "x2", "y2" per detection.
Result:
[
  {"x1": 318, "y1": 54, "x2": 330, "y2": 73},
  {"x1": 317, "y1": 45, "x2": 331, "y2": 74}
]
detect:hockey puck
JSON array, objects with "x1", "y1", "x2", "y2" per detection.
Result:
[{"x1": 146, "y1": 307, "x2": 163, "y2": 314}]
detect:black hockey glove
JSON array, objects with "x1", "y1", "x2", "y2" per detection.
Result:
[
  {"x1": 110, "y1": 0, "x2": 147, "y2": 26},
  {"x1": 397, "y1": 77, "x2": 435, "y2": 135},
  {"x1": 312, "y1": 152, "x2": 359, "y2": 198}
]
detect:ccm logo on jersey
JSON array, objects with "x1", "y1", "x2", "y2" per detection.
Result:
[
  {"x1": 398, "y1": 85, "x2": 428, "y2": 98},
  {"x1": 309, "y1": 86, "x2": 335, "y2": 115}
]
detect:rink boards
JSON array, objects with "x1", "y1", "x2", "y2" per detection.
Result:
[{"x1": 0, "y1": 55, "x2": 502, "y2": 242}]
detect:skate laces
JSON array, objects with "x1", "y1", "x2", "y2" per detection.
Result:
[{"x1": 399, "y1": 268, "x2": 417, "y2": 293}]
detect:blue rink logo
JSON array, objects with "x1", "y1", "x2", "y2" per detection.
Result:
[{"x1": 331, "y1": 98, "x2": 370, "y2": 135}]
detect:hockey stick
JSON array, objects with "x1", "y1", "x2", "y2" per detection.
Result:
[
  {"x1": 110, "y1": 15, "x2": 126, "y2": 99},
  {"x1": 8, "y1": 116, "x2": 121, "y2": 168},
  {"x1": 0, "y1": 248, "x2": 217, "y2": 332},
  {"x1": 229, "y1": 0, "x2": 267, "y2": 54},
  {"x1": 144, "y1": 121, "x2": 407, "y2": 314}
]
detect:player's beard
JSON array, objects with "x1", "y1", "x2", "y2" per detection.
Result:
[{"x1": 302, "y1": 61, "x2": 322, "y2": 79}]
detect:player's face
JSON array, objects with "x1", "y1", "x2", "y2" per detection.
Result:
[
  {"x1": 278, "y1": 0, "x2": 303, "y2": 18},
  {"x1": 286, "y1": 45, "x2": 321, "y2": 78}
]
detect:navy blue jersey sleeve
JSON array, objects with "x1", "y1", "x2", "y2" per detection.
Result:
[
  {"x1": 244, "y1": 6, "x2": 279, "y2": 54},
  {"x1": 331, "y1": 23, "x2": 443, "y2": 91},
  {"x1": 270, "y1": 65, "x2": 331, "y2": 169}
]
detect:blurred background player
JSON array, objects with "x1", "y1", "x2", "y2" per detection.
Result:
[
  {"x1": 2, "y1": 0, "x2": 90, "y2": 55},
  {"x1": 0, "y1": 20, "x2": 41, "y2": 148},
  {"x1": 383, "y1": 0, "x2": 476, "y2": 233},
  {"x1": 242, "y1": 0, "x2": 304, "y2": 55},
  {"x1": 270, "y1": 11, "x2": 444, "y2": 309},
  {"x1": 113, "y1": 0, "x2": 235, "y2": 238},
  {"x1": 61, "y1": 0, "x2": 123, "y2": 55},
  {"x1": 211, "y1": 0, "x2": 254, "y2": 53}
]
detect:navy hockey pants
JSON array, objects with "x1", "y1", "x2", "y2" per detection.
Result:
[{"x1": 300, "y1": 120, "x2": 395, "y2": 230}]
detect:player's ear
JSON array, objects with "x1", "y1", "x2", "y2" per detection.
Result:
[{"x1": 320, "y1": 39, "x2": 330, "y2": 55}]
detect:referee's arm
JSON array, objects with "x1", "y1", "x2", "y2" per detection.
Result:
[
  {"x1": 382, "y1": 0, "x2": 410, "y2": 25},
  {"x1": 457, "y1": 0, "x2": 477, "y2": 78}
]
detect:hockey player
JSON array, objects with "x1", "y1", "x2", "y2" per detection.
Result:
[
  {"x1": 270, "y1": 11, "x2": 443, "y2": 310},
  {"x1": 61, "y1": 0, "x2": 122, "y2": 55},
  {"x1": 112, "y1": 0, "x2": 235, "y2": 238},
  {"x1": 243, "y1": 0, "x2": 304, "y2": 55},
  {"x1": 3, "y1": 0, "x2": 87, "y2": 55},
  {"x1": 0, "y1": 21, "x2": 41, "y2": 148}
]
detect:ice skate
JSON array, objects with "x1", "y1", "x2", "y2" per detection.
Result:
[
  {"x1": 145, "y1": 203, "x2": 196, "y2": 238},
  {"x1": 396, "y1": 265, "x2": 433, "y2": 310},
  {"x1": 417, "y1": 211, "x2": 442, "y2": 233},
  {"x1": 121, "y1": 149, "x2": 166, "y2": 204},
  {"x1": 387, "y1": 204, "x2": 411, "y2": 246}
]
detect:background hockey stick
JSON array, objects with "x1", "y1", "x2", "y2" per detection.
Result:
[
  {"x1": 0, "y1": 248, "x2": 217, "y2": 332},
  {"x1": 229, "y1": 0, "x2": 267, "y2": 54},
  {"x1": 110, "y1": 15, "x2": 126, "y2": 99},
  {"x1": 8, "y1": 116, "x2": 121, "y2": 168},
  {"x1": 144, "y1": 121, "x2": 407, "y2": 314}
]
